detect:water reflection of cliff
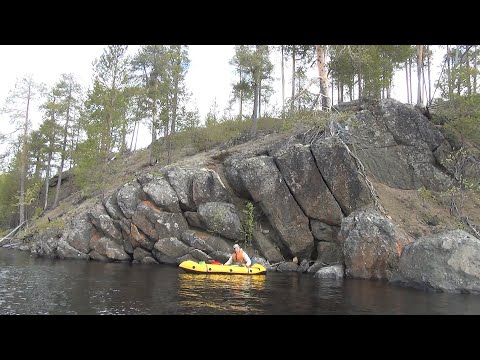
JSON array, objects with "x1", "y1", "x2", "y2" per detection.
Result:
[{"x1": 178, "y1": 273, "x2": 266, "y2": 314}]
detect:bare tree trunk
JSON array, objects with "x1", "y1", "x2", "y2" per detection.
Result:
[
  {"x1": 466, "y1": 48, "x2": 471, "y2": 96},
  {"x1": 251, "y1": 81, "x2": 259, "y2": 136},
  {"x1": 316, "y1": 45, "x2": 330, "y2": 110},
  {"x1": 455, "y1": 47, "x2": 461, "y2": 95},
  {"x1": 149, "y1": 104, "x2": 157, "y2": 166},
  {"x1": 44, "y1": 150, "x2": 52, "y2": 210},
  {"x1": 129, "y1": 119, "x2": 137, "y2": 152},
  {"x1": 134, "y1": 118, "x2": 140, "y2": 151},
  {"x1": 338, "y1": 80, "x2": 341, "y2": 103},
  {"x1": 239, "y1": 69, "x2": 243, "y2": 119},
  {"x1": 69, "y1": 122, "x2": 75, "y2": 170},
  {"x1": 331, "y1": 78, "x2": 334, "y2": 107},
  {"x1": 447, "y1": 45, "x2": 452, "y2": 100},
  {"x1": 164, "y1": 111, "x2": 170, "y2": 165},
  {"x1": 474, "y1": 46, "x2": 477, "y2": 94},
  {"x1": 19, "y1": 83, "x2": 32, "y2": 225},
  {"x1": 417, "y1": 45, "x2": 423, "y2": 106},
  {"x1": 168, "y1": 74, "x2": 179, "y2": 165},
  {"x1": 358, "y1": 73, "x2": 362, "y2": 101},
  {"x1": 408, "y1": 58, "x2": 413, "y2": 103},
  {"x1": 291, "y1": 47, "x2": 296, "y2": 112},
  {"x1": 44, "y1": 100, "x2": 55, "y2": 210},
  {"x1": 120, "y1": 115, "x2": 127, "y2": 156},
  {"x1": 281, "y1": 45, "x2": 285, "y2": 117},
  {"x1": 258, "y1": 77, "x2": 262, "y2": 118},
  {"x1": 405, "y1": 61, "x2": 410, "y2": 103},
  {"x1": 427, "y1": 46, "x2": 432, "y2": 103},
  {"x1": 338, "y1": 81, "x2": 341, "y2": 103},
  {"x1": 53, "y1": 85, "x2": 72, "y2": 209}
]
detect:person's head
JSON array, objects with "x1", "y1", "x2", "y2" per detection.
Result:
[{"x1": 233, "y1": 244, "x2": 240, "y2": 252}]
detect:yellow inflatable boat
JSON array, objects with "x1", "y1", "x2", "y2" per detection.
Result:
[{"x1": 179, "y1": 260, "x2": 267, "y2": 275}]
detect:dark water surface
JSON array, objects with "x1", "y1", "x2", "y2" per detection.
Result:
[{"x1": 1, "y1": 248, "x2": 480, "y2": 315}]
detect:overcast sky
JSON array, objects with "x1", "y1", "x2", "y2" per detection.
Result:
[
  {"x1": 0, "y1": 45, "x2": 239, "y2": 122},
  {"x1": 0, "y1": 45, "x2": 442, "y2": 149}
]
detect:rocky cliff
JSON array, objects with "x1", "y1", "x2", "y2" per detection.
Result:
[{"x1": 5, "y1": 98, "x2": 480, "y2": 294}]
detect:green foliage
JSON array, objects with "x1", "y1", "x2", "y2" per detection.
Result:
[
  {"x1": 432, "y1": 95, "x2": 480, "y2": 150},
  {"x1": 241, "y1": 201, "x2": 255, "y2": 248},
  {"x1": 435, "y1": 46, "x2": 478, "y2": 100},
  {"x1": 72, "y1": 137, "x2": 119, "y2": 195},
  {"x1": 19, "y1": 216, "x2": 66, "y2": 238},
  {"x1": 0, "y1": 171, "x2": 19, "y2": 230},
  {"x1": 229, "y1": 45, "x2": 274, "y2": 123},
  {"x1": 281, "y1": 110, "x2": 329, "y2": 131},
  {"x1": 446, "y1": 117, "x2": 480, "y2": 149},
  {"x1": 33, "y1": 207, "x2": 43, "y2": 219},
  {"x1": 418, "y1": 186, "x2": 435, "y2": 203},
  {"x1": 172, "y1": 117, "x2": 282, "y2": 153},
  {"x1": 444, "y1": 147, "x2": 479, "y2": 190},
  {"x1": 15, "y1": 180, "x2": 42, "y2": 207},
  {"x1": 281, "y1": 109, "x2": 353, "y2": 133},
  {"x1": 328, "y1": 45, "x2": 414, "y2": 101}
]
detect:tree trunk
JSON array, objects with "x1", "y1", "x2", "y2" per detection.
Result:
[
  {"x1": 258, "y1": 77, "x2": 262, "y2": 118},
  {"x1": 130, "y1": 119, "x2": 137, "y2": 152},
  {"x1": 316, "y1": 45, "x2": 330, "y2": 110},
  {"x1": 331, "y1": 78, "x2": 334, "y2": 107},
  {"x1": 466, "y1": 48, "x2": 471, "y2": 96},
  {"x1": 337, "y1": 80, "x2": 341, "y2": 103},
  {"x1": 74, "y1": 122, "x2": 80, "y2": 167},
  {"x1": 53, "y1": 86, "x2": 72, "y2": 209},
  {"x1": 408, "y1": 58, "x2": 413, "y2": 103},
  {"x1": 251, "y1": 80, "x2": 259, "y2": 137},
  {"x1": 417, "y1": 45, "x2": 423, "y2": 106},
  {"x1": 447, "y1": 45, "x2": 452, "y2": 100},
  {"x1": 358, "y1": 73, "x2": 362, "y2": 101},
  {"x1": 239, "y1": 69, "x2": 243, "y2": 119},
  {"x1": 291, "y1": 47, "x2": 296, "y2": 112},
  {"x1": 168, "y1": 68, "x2": 180, "y2": 165},
  {"x1": 474, "y1": 46, "x2": 477, "y2": 94},
  {"x1": 281, "y1": 45, "x2": 285, "y2": 118},
  {"x1": 120, "y1": 114, "x2": 127, "y2": 156},
  {"x1": 340, "y1": 81, "x2": 344, "y2": 103},
  {"x1": 134, "y1": 118, "x2": 140, "y2": 151},
  {"x1": 405, "y1": 61, "x2": 410, "y2": 103},
  {"x1": 19, "y1": 83, "x2": 32, "y2": 225},
  {"x1": 44, "y1": 149, "x2": 52, "y2": 210},
  {"x1": 427, "y1": 46, "x2": 431, "y2": 103},
  {"x1": 149, "y1": 103, "x2": 157, "y2": 166}
]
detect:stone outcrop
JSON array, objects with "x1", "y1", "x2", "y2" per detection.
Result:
[
  {"x1": 234, "y1": 155, "x2": 314, "y2": 259},
  {"x1": 11, "y1": 98, "x2": 478, "y2": 294},
  {"x1": 339, "y1": 209, "x2": 413, "y2": 280},
  {"x1": 311, "y1": 136, "x2": 372, "y2": 216},
  {"x1": 391, "y1": 230, "x2": 480, "y2": 294},
  {"x1": 271, "y1": 143, "x2": 343, "y2": 225},
  {"x1": 345, "y1": 99, "x2": 453, "y2": 191}
]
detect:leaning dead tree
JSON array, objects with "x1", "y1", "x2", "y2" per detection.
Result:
[{"x1": 284, "y1": 77, "x2": 331, "y2": 112}]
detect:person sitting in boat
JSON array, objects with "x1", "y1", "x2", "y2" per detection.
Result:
[{"x1": 224, "y1": 243, "x2": 252, "y2": 267}]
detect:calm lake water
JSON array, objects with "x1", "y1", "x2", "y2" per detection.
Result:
[{"x1": 1, "y1": 247, "x2": 480, "y2": 315}]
